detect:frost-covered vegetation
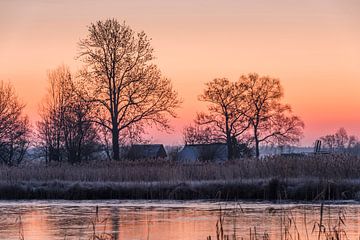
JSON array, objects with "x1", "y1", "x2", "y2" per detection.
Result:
[
  {"x1": 1, "y1": 154, "x2": 360, "y2": 200},
  {"x1": 2, "y1": 154, "x2": 360, "y2": 182}
]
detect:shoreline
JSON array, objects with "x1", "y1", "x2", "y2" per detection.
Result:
[{"x1": 1, "y1": 178, "x2": 360, "y2": 201}]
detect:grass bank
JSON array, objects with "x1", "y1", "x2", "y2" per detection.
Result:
[{"x1": 1, "y1": 154, "x2": 360, "y2": 200}]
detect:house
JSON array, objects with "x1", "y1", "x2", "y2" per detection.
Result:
[
  {"x1": 125, "y1": 144, "x2": 167, "y2": 160},
  {"x1": 177, "y1": 143, "x2": 228, "y2": 162}
]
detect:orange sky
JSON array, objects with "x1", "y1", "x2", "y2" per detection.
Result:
[{"x1": 1, "y1": 0, "x2": 360, "y2": 146}]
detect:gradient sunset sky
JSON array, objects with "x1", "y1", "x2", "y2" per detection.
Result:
[{"x1": 1, "y1": 0, "x2": 359, "y2": 145}]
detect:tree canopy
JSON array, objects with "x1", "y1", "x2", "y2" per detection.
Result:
[
  {"x1": 77, "y1": 19, "x2": 181, "y2": 160},
  {"x1": 187, "y1": 73, "x2": 304, "y2": 158}
]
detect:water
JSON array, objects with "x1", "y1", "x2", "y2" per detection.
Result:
[{"x1": 0, "y1": 200, "x2": 360, "y2": 240}]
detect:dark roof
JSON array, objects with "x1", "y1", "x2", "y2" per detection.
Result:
[
  {"x1": 178, "y1": 143, "x2": 228, "y2": 161},
  {"x1": 126, "y1": 144, "x2": 167, "y2": 159}
]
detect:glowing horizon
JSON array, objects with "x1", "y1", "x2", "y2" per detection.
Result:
[{"x1": 1, "y1": 0, "x2": 360, "y2": 146}]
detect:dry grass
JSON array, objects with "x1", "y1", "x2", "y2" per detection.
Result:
[
  {"x1": 1, "y1": 154, "x2": 360, "y2": 200},
  {"x1": 1, "y1": 154, "x2": 360, "y2": 183}
]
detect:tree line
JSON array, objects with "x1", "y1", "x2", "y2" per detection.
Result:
[
  {"x1": 319, "y1": 128, "x2": 360, "y2": 153},
  {"x1": 0, "y1": 18, "x2": 308, "y2": 165}
]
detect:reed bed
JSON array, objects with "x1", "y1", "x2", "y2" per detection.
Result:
[
  {"x1": 2, "y1": 154, "x2": 360, "y2": 182},
  {"x1": 1, "y1": 154, "x2": 360, "y2": 200}
]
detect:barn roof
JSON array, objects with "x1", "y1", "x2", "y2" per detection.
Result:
[
  {"x1": 126, "y1": 144, "x2": 167, "y2": 159},
  {"x1": 177, "y1": 143, "x2": 228, "y2": 161}
]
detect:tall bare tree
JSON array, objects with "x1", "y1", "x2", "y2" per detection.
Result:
[
  {"x1": 195, "y1": 78, "x2": 250, "y2": 159},
  {"x1": 241, "y1": 73, "x2": 304, "y2": 158},
  {"x1": 77, "y1": 19, "x2": 181, "y2": 160},
  {"x1": 37, "y1": 65, "x2": 99, "y2": 163},
  {"x1": 0, "y1": 81, "x2": 30, "y2": 165}
]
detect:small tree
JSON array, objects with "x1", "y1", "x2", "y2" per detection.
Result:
[
  {"x1": 37, "y1": 65, "x2": 99, "y2": 163},
  {"x1": 334, "y1": 127, "x2": 349, "y2": 150},
  {"x1": 0, "y1": 81, "x2": 30, "y2": 165},
  {"x1": 320, "y1": 128, "x2": 357, "y2": 152},
  {"x1": 77, "y1": 19, "x2": 181, "y2": 160},
  {"x1": 320, "y1": 134, "x2": 336, "y2": 151}
]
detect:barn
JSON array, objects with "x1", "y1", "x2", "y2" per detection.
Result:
[
  {"x1": 125, "y1": 144, "x2": 167, "y2": 160},
  {"x1": 177, "y1": 143, "x2": 228, "y2": 162}
]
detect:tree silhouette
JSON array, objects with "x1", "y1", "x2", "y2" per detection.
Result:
[
  {"x1": 195, "y1": 78, "x2": 250, "y2": 159},
  {"x1": 0, "y1": 81, "x2": 30, "y2": 165},
  {"x1": 77, "y1": 19, "x2": 181, "y2": 160},
  {"x1": 334, "y1": 127, "x2": 349, "y2": 150},
  {"x1": 183, "y1": 124, "x2": 216, "y2": 145},
  {"x1": 320, "y1": 127, "x2": 357, "y2": 152},
  {"x1": 241, "y1": 73, "x2": 304, "y2": 158},
  {"x1": 194, "y1": 74, "x2": 304, "y2": 159},
  {"x1": 37, "y1": 65, "x2": 99, "y2": 163}
]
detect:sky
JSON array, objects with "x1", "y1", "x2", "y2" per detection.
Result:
[{"x1": 0, "y1": 0, "x2": 360, "y2": 146}]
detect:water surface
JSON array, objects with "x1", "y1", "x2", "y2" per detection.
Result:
[{"x1": 0, "y1": 200, "x2": 360, "y2": 240}]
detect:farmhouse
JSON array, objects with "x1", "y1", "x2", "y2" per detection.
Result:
[
  {"x1": 177, "y1": 143, "x2": 228, "y2": 162},
  {"x1": 125, "y1": 144, "x2": 167, "y2": 160}
]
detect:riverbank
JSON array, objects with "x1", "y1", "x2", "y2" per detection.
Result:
[
  {"x1": 1, "y1": 178, "x2": 360, "y2": 201},
  {"x1": 1, "y1": 154, "x2": 360, "y2": 200}
]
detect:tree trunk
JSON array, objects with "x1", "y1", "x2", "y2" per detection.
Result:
[
  {"x1": 255, "y1": 139, "x2": 260, "y2": 158},
  {"x1": 254, "y1": 129, "x2": 260, "y2": 158},
  {"x1": 225, "y1": 114, "x2": 233, "y2": 160},
  {"x1": 112, "y1": 127, "x2": 120, "y2": 161},
  {"x1": 227, "y1": 138, "x2": 233, "y2": 160}
]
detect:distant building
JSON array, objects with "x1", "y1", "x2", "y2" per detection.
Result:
[
  {"x1": 259, "y1": 145, "x2": 314, "y2": 157},
  {"x1": 125, "y1": 144, "x2": 167, "y2": 160},
  {"x1": 177, "y1": 143, "x2": 228, "y2": 162}
]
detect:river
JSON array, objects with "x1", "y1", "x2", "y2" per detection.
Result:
[{"x1": 0, "y1": 200, "x2": 360, "y2": 240}]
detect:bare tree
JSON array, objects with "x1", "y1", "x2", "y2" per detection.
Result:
[
  {"x1": 37, "y1": 67, "x2": 68, "y2": 162},
  {"x1": 0, "y1": 81, "x2": 30, "y2": 165},
  {"x1": 320, "y1": 134, "x2": 336, "y2": 151},
  {"x1": 334, "y1": 127, "x2": 349, "y2": 150},
  {"x1": 77, "y1": 19, "x2": 181, "y2": 160},
  {"x1": 37, "y1": 65, "x2": 99, "y2": 163},
  {"x1": 241, "y1": 73, "x2": 304, "y2": 158},
  {"x1": 195, "y1": 78, "x2": 250, "y2": 159}
]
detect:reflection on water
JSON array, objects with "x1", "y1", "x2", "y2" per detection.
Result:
[{"x1": 0, "y1": 200, "x2": 360, "y2": 240}]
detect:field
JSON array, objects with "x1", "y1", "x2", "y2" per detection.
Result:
[{"x1": 1, "y1": 154, "x2": 360, "y2": 200}]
